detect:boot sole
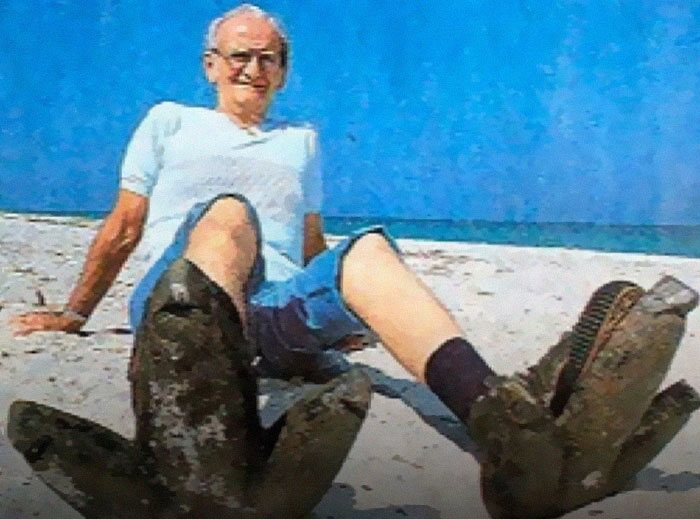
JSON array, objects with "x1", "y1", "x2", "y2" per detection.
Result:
[{"x1": 550, "y1": 280, "x2": 644, "y2": 416}]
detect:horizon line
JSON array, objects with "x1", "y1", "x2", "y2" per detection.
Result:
[{"x1": 2, "y1": 207, "x2": 700, "y2": 230}]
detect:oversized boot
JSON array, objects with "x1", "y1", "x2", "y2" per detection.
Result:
[
  {"x1": 7, "y1": 400, "x2": 165, "y2": 518},
  {"x1": 7, "y1": 258, "x2": 371, "y2": 518},
  {"x1": 468, "y1": 276, "x2": 700, "y2": 519}
]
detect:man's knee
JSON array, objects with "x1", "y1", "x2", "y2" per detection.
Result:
[
  {"x1": 340, "y1": 232, "x2": 400, "y2": 289},
  {"x1": 193, "y1": 196, "x2": 257, "y2": 241},
  {"x1": 345, "y1": 231, "x2": 396, "y2": 263},
  {"x1": 183, "y1": 197, "x2": 260, "y2": 310}
]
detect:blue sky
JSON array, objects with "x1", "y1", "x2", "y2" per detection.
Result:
[{"x1": 1, "y1": 0, "x2": 700, "y2": 224}]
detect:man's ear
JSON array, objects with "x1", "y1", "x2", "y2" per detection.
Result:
[
  {"x1": 202, "y1": 51, "x2": 218, "y2": 83},
  {"x1": 274, "y1": 66, "x2": 287, "y2": 90}
]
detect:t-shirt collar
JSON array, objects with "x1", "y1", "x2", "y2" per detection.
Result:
[{"x1": 215, "y1": 109, "x2": 276, "y2": 136}]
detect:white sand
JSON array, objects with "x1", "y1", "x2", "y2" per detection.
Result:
[{"x1": 0, "y1": 213, "x2": 699, "y2": 519}]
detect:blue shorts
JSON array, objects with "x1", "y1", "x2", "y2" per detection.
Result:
[{"x1": 129, "y1": 194, "x2": 399, "y2": 378}]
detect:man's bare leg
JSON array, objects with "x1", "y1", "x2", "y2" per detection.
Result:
[
  {"x1": 340, "y1": 232, "x2": 464, "y2": 381},
  {"x1": 186, "y1": 214, "x2": 489, "y2": 421},
  {"x1": 186, "y1": 207, "x2": 469, "y2": 385},
  {"x1": 183, "y1": 197, "x2": 258, "y2": 319},
  {"x1": 341, "y1": 232, "x2": 494, "y2": 422}
]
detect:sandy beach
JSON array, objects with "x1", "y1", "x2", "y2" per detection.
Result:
[{"x1": 0, "y1": 212, "x2": 698, "y2": 519}]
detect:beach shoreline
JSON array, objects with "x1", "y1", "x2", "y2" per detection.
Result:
[{"x1": 1, "y1": 213, "x2": 699, "y2": 518}]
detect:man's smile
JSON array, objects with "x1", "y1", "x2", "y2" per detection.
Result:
[{"x1": 231, "y1": 79, "x2": 268, "y2": 91}]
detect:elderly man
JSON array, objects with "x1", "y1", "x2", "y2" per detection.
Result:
[
  {"x1": 12, "y1": 4, "x2": 493, "y2": 428},
  {"x1": 9, "y1": 4, "x2": 494, "y2": 518},
  {"x1": 10, "y1": 4, "x2": 700, "y2": 519}
]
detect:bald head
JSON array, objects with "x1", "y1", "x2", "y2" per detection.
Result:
[
  {"x1": 202, "y1": 4, "x2": 288, "y2": 126},
  {"x1": 204, "y1": 4, "x2": 288, "y2": 71}
]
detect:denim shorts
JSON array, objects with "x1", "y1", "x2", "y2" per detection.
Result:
[{"x1": 129, "y1": 194, "x2": 399, "y2": 378}]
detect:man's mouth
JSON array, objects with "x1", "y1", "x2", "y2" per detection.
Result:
[{"x1": 232, "y1": 80, "x2": 268, "y2": 92}]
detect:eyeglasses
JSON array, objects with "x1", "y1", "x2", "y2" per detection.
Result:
[{"x1": 210, "y1": 48, "x2": 282, "y2": 71}]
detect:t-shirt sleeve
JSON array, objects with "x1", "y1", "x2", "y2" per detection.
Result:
[
  {"x1": 302, "y1": 129, "x2": 323, "y2": 213},
  {"x1": 119, "y1": 102, "x2": 177, "y2": 197}
]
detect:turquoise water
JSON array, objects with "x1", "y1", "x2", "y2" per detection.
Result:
[
  {"x1": 3, "y1": 209, "x2": 699, "y2": 259},
  {"x1": 324, "y1": 217, "x2": 700, "y2": 258}
]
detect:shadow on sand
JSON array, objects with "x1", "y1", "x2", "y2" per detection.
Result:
[
  {"x1": 76, "y1": 327, "x2": 132, "y2": 337},
  {"x1": 355, "y1": 364, "x2": 480, "y2": 456},
  {"x1": 344, "y1": 364, "x2": 700, "y2": 501},
  {"x1": 633, "y1": 467, "x2": 700, "y2": 492},
  {"x1": 310, "y1": 482, "x2": 442, "y2": 519},
  {"x1": 258, "y1": 362, "x2": 479, "y2": 456}
]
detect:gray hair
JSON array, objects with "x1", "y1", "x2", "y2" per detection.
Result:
[{"x1": 204, "y1": 4, "x2": 289, "y2": 70}]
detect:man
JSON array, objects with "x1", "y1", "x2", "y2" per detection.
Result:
[
  {"x1": 10, "y1": 5, "x2": 699, "y2": 519},
  {"x1": 12, "y1": 3, "x2": 493, "y2": 425},
  {"x1": 10, "y1": 5, "x2": 495, "y2": 517}
]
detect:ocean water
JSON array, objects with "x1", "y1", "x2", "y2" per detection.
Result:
[
  {"x1": 3, "y1": 209, "x2": 699, "y2": 259},
  {"x1": 324, "y1": 217, "x2": 700, "y2": 259}
]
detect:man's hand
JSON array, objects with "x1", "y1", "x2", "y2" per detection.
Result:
[{"x1": 10, "y1": 310, "x2": 85, "y2": 337}]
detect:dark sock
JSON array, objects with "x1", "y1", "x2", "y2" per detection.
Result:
[{"x1": 425, "y1": 337, "x2": 495, "y2": 422}]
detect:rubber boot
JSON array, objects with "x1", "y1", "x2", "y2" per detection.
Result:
[
  {"x1": 9, "y1": 257, "x2": 371, "y2": 519},
  {"x1": 468, "y1": 276, "x2": 700, "y2": 519}
]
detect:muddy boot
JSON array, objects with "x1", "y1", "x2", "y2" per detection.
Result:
[
  {"x1": 130, "y1": 257, "x2": 266, "y2": 517},
  {"x1": 468, "y1": 276, "x2": 700, "y2": 519},
  {"x1": 131, "y1": 258, "x2": 371, "y2": 518},
  {"x1": 7, "y1": 257, "x2": 371, "y2": 519},
  {"x1": 7, "y1": 400, "x2": 164, "y2": 519},
  {"x1": 5, "y1": 254, "x2": 257, "y2": 519},
  {"x1": 251, "y1": 368, "x2": 371, "y2": 518},
  {"x1": 556, "y1": 277, "x2": 698, "y2": 508}
]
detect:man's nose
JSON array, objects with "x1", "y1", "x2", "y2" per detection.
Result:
[{"x1": 242, "y1": 55, "x2": 262, "y2": 78}]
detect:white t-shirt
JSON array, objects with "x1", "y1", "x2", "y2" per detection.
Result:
[{"x1": 120, "y1": 101, "x2": 322, "y2": 281}]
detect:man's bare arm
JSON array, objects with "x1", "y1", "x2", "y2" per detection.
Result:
[
  {"x1": 303, "y1": 212, "x2": 327, "y2": 265},
  {"x1": 11, "y1": 189, "x2": 148, "y2": 335},
  {"x1": 66, "y1": 189, "x2": 148, "y2": 317}
]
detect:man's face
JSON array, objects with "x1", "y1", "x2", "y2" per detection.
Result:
[{"x1": 204, "y1": 12, "x2": 285, "y2": 118}]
